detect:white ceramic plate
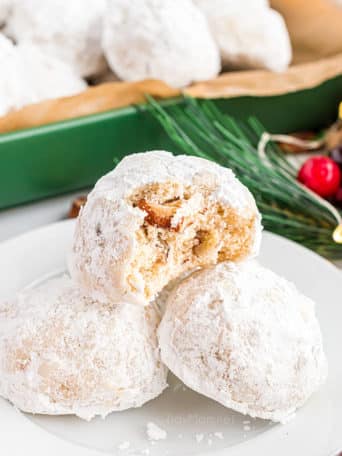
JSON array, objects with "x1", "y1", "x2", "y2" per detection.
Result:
[{"x1": 0, "y1": 220, "x2": 341, "y2": 456}]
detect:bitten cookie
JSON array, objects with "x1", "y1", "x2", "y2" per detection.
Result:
[
  {"x1": 158, "y1": 260, "x2": 327, "y2": 422},
  {"x1": 0, "y1": 276, "x2": 167, "y2": 420},
  {"x1": 70, "y1": 151, "x2": 262, "y2": 304}
]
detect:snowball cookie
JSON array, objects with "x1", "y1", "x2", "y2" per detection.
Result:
[
  {"x1": 0, "y1": 276, "x2": 167, "y2": 420},
  {"x1": 158, "y1": 261, "x2": 327, "y2": 422},
  {"x1": 194, "y1": 0, "x2": 292, "y2": 72},
  {"x1": 102, "y1": 0, "x2": 221, "y2": 88},
  {"x1": 71, "y1": 151, "x2": 261, "y2": 305},
  {"x1": 0, "y1": 39, "x2": 86, "y2": 117},
  {"x1": 5, "y1": 0, "x2": 107, "y2": 77}
]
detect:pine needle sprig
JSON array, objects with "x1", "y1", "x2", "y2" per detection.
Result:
[{"x1": 145, "y1": 96, "x2": 342, "y2": 259}]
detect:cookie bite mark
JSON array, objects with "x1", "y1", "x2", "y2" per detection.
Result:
[{"x1": 127, "y1": 180, "x2": 258, "y2": 301}]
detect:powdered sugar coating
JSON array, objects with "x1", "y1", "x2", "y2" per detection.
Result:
[
  {"x1": 194, "y1": 0, "x2": 292, "y2": 72},
  {"x1": 154, "y1": 271, "x2": 195, "y2": 314},
  {"x1": 0, "y1": 276, "x2": 167, "y2": 420},
  {"x1": 98, "y1": 151, "x2": 257, "y2": 211},
  {"x1": 6, "y1": 0, "x2": 107, "y2": 77},
  {"x1": 0, "y1": 37, "x2": 86, "y2": 116},
  {"x1": 70, "y1": 151, "x2": 262, "y2": 304},
  {"x1": 158, "y1": 261, "x2": 327, "y2": 422},
  {"x1": 102, "y1": 0, "x2": 220, "y2": 88}
]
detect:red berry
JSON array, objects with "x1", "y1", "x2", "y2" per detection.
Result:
[{"x1": 298, "y1": 156, "x2": 341, "y2": 198}]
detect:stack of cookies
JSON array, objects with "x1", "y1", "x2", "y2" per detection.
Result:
[{"x1": 0, "y1": 151, "x2": 327, "y2": 423}]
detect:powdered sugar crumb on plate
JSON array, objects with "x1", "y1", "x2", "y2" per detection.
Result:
[
  {"x1": 146, "y1": 422, "x2": 167, "y2": 441},
  {"x1": 117, "y1": 441, "x2": 130, "y2": 450},
  {"x1": 214, "y1": 432, "x2": 224, "y2": 439},
  {"x1": 195, "y1": 433, "x2": 204, "y2": 443}
]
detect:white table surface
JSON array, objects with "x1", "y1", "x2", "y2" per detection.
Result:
[{"x1": 0, "y1": 191, "x2": 341, "y2": 270}]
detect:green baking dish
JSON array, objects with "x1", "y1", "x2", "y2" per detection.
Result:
[{"x1": 0, "y1": 75, "x2": 341, "y2": 210}]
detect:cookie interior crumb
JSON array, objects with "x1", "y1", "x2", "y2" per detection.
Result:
[{"x1": 128, "y1": 181, "x2": 256, "y2": 300}]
